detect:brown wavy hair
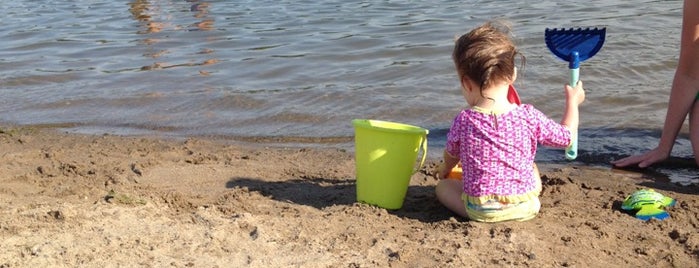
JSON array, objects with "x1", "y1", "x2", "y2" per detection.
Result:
[{"x1": 452, "y1": 21, "x2": 525, "y2": 93}]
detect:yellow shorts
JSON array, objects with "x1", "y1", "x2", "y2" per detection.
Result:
[{"x1": 462, "y1": 195, "x2": 541, "y2": 223}]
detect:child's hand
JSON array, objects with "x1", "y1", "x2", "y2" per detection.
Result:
[
  {"x1": 433, "y1": 163, "x2": 444, "y2": 180},
  {"x1": 433, "y1": 162, "x2": 450, "y2": 180},
  {"x1": 565, "y1": 80, "x2": 585, "y2": 106}
]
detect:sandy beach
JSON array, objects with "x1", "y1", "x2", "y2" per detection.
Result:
[{"x1": 0, "y1": 125, "x2": 697, "y2": 267}]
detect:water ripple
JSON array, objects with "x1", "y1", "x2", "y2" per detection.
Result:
[{"x1": 0, "y1": 0, "x2": 693, "y2": 183}]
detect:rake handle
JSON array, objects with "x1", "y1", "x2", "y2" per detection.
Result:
[{"x1": 565, "y1": 67, "x2": 579, "y2": 160}]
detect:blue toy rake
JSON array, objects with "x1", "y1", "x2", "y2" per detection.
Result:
[{"x1": 545, "y1": 27, "x2": 606, "y2": 160}]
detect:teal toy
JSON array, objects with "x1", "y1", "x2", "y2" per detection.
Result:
[{"x1": 621, "y1": 189, "x2": 676, "y2": 221}]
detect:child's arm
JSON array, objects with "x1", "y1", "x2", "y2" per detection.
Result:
[
  {"x1": 437, "y1": 150, "x2": 460, "y2": 180},
  {"x1": 560, "y1": 80, "x2": 585, "y2": 136}
]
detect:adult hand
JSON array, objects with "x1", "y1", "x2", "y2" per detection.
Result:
[{"x1": 611, "y1": 147, "x2": 670, "y2": 168}]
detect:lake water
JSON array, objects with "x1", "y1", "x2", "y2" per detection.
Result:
[{"x1": 0, "y1": 0, "x2": 696, "y2": 184}]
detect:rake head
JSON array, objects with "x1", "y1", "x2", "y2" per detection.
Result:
[{"x1": 545, "y1": 27, "x2": 606, "y2": 68}]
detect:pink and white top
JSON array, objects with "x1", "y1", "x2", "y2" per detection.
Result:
[{"x1": 445, "y1": 104, "x2": 571, "y2": 204}]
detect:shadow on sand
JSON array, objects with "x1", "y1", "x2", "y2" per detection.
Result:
[{"x1": 225, "y1": 176, "x2": 455, "y2": 223}]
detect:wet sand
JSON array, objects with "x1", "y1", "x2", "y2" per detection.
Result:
[{"x1": 0, "y1": 125, "x2": 697, "y2": 267}]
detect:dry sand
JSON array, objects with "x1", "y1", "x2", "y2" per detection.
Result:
[{"x1": 0, "y1": 125, "x2": 697, "y2": 267}]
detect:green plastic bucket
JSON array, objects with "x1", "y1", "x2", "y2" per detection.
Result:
[{"x1": 352, "y1": 119, "x2": 429, "y2": 209}]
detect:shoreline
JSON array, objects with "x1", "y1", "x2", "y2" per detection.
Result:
[
  {"x1": 22, "y1": 122, "x2": 699, "y2": 185},
  {"x1": 0, "y1": 125, "x2": 697, "y2": 267}
]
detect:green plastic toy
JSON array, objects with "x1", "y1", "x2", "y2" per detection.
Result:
[{"x1": 621, "y1": 189, "x2": 676, "y2": 221}]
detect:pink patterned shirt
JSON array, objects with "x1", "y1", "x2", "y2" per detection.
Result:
[{"x1": 445, "y1": 104, "x2": 571, "y2": 200}]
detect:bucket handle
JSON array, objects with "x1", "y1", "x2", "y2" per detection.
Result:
[{"x1": 414, "y1": 135, "x2": 428, "y2": 174}]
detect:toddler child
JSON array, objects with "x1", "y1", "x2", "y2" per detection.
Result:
[{"x1": 435, "y1": 21, "x2": 586, "y2": 222}]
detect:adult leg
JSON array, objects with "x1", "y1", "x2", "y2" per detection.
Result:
[
  {"x1": 435, "y1": 179, "x2": 467, "y2": 218},
  {"x1": 690, "y1": 98, "x2": 699, "y2": 166}
]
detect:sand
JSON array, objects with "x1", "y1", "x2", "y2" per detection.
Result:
[{"x1": 0, "y1": 125, "x2": 697, "y2": 267}]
